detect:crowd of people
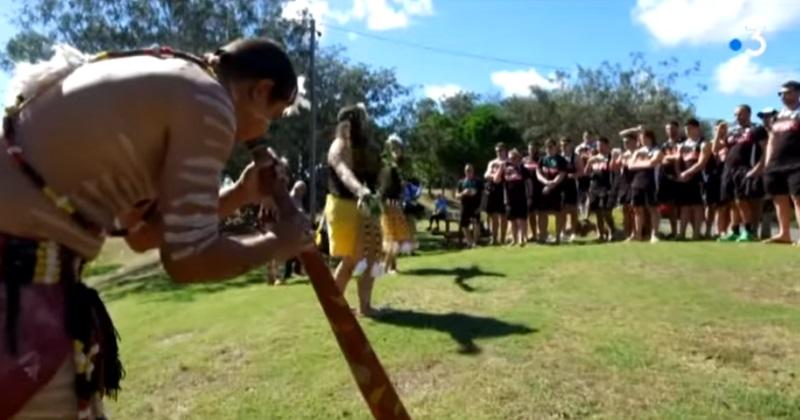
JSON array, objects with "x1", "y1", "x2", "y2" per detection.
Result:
[{"x1": 454, "y1": 81, "x2": 800, "y2": 248}]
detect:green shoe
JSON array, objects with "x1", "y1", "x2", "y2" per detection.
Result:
[
  {"x1": 718, "y1": 232, "x2": 738, "y2": 242},
  {"x1": 736, "y1": 230, "x2": 755, "y2": 242}
]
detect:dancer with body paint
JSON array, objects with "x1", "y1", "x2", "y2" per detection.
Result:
[
  {"x1": 324, "y1": 104, "x2": 385, "y2": 317},
  {"x1": 0, "y1": 39, "x2": 312, "y2": 419}
]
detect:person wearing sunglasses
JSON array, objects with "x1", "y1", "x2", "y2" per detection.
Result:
[{"x1": 764, "y1": 81, "x2": 800, "y2": 245}]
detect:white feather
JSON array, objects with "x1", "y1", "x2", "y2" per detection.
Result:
[
  {"x1": 5, "y1": 44, "x2": 92, "y2": 108},
  {"x1": 282, "y1": 75, "x2": 311, "y2": 117}
]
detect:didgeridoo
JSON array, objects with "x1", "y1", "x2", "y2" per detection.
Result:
[
  {"x1": 299, "y1": 250, "x2": 410, "y2": 420},
  {"x1": 249, "y1": 144, "x2": 408, "y2": 419}
]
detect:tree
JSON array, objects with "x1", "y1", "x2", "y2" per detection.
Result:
[
  {"x1": 501, "y1": 53, "x2": 702, "y2": 147},
  {"x1": 2, "y1": 1, "x2": 411, "y2": 191}
]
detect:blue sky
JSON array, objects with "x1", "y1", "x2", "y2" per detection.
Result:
[{"x1": 3, "y1": 0, "x2": 800, "y2": 121}]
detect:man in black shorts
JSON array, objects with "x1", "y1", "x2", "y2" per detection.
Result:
[
  {"x1": 523, "y1": 142, "x2": 542, "y2": 242},
  {"x1": 576, "y1": 131, "x2": 597, "y2": 221},
  {"x1": 718, "y1": 105, "x2": 769, "y2": 242},
  {"x1": 559, "y1": 137, "x2": 582, "y2": 242},
  {"x1": 764, "y1": 81, "x2": 800, "y2": 245},
  {"x1": 659, "y1": 120, "x2": 683, "y2": 237},
  {"x1": 757, "y1": 108, "x2": 779, "y2": 239},
  {"x1": 585, "y1": 137, "x2": 615, "y2": 241},
  {"x1": 484, "y1": 142, "x2": 509, "y2": 245},
  {"x1": 499, "y1": 149, "x2": 532, "y2": 246},
  {"x1": 537, "y1": 139, "x2": 568, "y2": 244},
  {"x1": 676, "y1": 118, "x2": 711, "y2": 240},
  {"x1": 457, "y1": 164, "x2": 483, "y2": 248}
]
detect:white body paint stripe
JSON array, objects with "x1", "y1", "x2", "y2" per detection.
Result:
[
  {"x1": 164, "y1": 225, "x2": 218, "y2": 244},
  {"x1": 178, "y1": 171, "x2": 220, "y2": 188},
  {"x1": 204, "y1": 138, "x2": 229, "y2": 150},
  {"x1": 204, "y1": 116, "x2": 234, "y2": 138},
  {"x1": 163, "y1": 213, "x2": 218, "y2": 228},
  {"x1": 118, "y1": 133, "x2": 155, "y2": 196},
  {"x1": 170, "y1": 233, "x2": 218, "y2": 261},
  {"x1": 170, "y1": 193, "x2": 217, "y2": 209},
  {"x1": 170, "y1": 246, "x2": 196, "y2": 261},
  {"x1": 194, "y1": 233, "x2": 218, "y2": 253},
  {"x1": 183, "y1": 157, "x2": 224, "y2": 172},
  {"x1": 194, "y1": 93, "x2": 235, "y2": 128}
]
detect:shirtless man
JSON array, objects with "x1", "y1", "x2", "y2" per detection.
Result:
[
  {"x1": 0, "y1": 39, "x2": 311, "y2": 419},
  {"x1": 325, "y1": 104, "x2": 384, "y2": 316}
]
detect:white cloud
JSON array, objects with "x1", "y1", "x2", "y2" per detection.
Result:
[
  {"x1": 633, "y1": 0, "x2": 800, "y2": 47},
  {"x1": 424, "y1": 84, "x2": 463, "y2": 100},
  {"x1": 282, "y1": 0, "x2": 433, "y2": 32},
  {"x1": 347, "y1": 32, "x2": 359, "y2": 41},
  {"x1": 715, "y1": 53, "x2": 800, "y2": 97},
  {"x1": 490, "y1": 68, "x2": 558, "y2": 98}
]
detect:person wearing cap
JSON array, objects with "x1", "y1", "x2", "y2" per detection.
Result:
[
  {"x1": 378, "y1": 134, "x2": 413, "y2": 274},
  {"x1": 484, "y1": 142, "x2": 509, "y2": 245},
  {"x1": 763, "y1": 81, "x2": 800, "y2": 245},
  {"x1": 675, "y1": 118, "x2": 712, "y2": 240},
  {"x1": 325, "y1": 104, "x2": 385, "y2": 316},
  {"x1": 717, "y1": 105, "x2": 769, "y2": 242}
]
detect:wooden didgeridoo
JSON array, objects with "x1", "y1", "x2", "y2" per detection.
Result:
[
  {"x1": 251, "y1": 145, "x2": 410, "y2": 420},
  {"x1": 299, "y1": 250, "x2": 411, "y2": 420}
]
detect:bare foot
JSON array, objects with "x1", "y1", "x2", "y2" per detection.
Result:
[
  {"x1": 764, "y1": 235, "x2": 792, "y2": 245},
  {"x1": 359, "y1": 307, "x2": 389, "y2": 318}
]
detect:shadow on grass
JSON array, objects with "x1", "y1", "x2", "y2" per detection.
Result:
[
  {"x1": 99, "y1": 268, "x2": 283, "y2": 303},
  {"x1": 374, "y1": 309, "x2": 536, "y2": 354},
  {"x1": 403, "y1": 265, "x2": 504, "y2": 292}
]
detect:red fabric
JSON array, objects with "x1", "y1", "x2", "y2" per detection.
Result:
[{"x1": 0, "y1": 284, "x2": 72, "y2": 418}]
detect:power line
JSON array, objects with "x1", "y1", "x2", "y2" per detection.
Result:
[{"x1": 324, "y1": 24, "x2": 572, "y2": 72}]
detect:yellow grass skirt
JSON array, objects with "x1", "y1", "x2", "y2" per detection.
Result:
[
  {"x1": 323, "y1": 195, "x2": 383, "y2": 277},
  {"x1": 380, "y1": 203, "x2": 414, "y2": 254}
]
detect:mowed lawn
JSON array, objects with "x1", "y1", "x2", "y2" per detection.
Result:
[{"x1": 94, "y1": 237, "x2": 800, "y2": 419}]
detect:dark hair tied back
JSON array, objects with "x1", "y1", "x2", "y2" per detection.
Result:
[{"x1": 214, "y1": 38, "x2": 298, "y2": 103}]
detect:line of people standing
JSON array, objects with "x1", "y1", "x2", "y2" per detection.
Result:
[{"x1": 455, "y1": 80, "x2": 800, "y2": 247}]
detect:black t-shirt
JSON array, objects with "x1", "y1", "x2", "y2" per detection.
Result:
[
  {"x1": 679, "y1": 139, "x2": 706, "y2": 182},
  {"x1": 538, "y1": 155, "x2": 568, "y2": 182},
  {"x1": 631, "y1": 147, "x2": 658, "y2": 189},
  {"x1": 768, "y1": 108, "x2": 800, "y2": 172},
  {"x1": 503, "y1": 163, "x2": 530, "y2": 202},
  {"x1": 588, "y1": 155, "x2": 613, "y2": 190},
  {"x1": 562, "y1": 152, "x2": 578, "y2": 175},
  {"x1": 725, "y1": 123, "x2": 769, "y2": 169},
  {"x1": 522, "y1": 156, "x2": 542, "y2": 189},
  {"x1": 458, "y1": 177, "x2": 482, "y2": 209}
]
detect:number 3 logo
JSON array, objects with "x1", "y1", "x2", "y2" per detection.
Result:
[{"x1": 745, "y1": 27, "x2": 767, "y2": 57}]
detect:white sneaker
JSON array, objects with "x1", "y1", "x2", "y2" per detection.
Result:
[
  {"x1": 568, "y1": 234, "x2": 576, "y2": 243},
  {"x1": 650, "y1": 236, "x2": 660, "y2": 244}
]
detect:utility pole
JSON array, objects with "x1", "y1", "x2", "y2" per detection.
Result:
[{"x1": 308, "y1": 17, "x2": 319, "y2": 218}]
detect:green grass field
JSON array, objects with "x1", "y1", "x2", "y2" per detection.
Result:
[{"x1": 93, "y1": 234, "x2": 800, "y2": 419}]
